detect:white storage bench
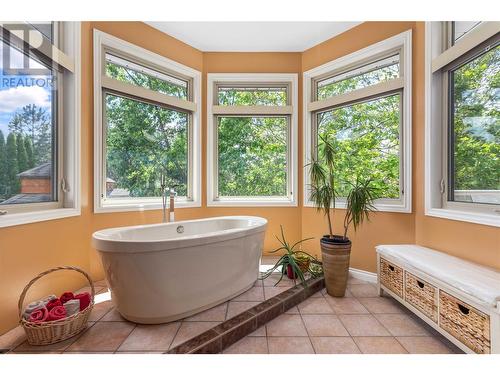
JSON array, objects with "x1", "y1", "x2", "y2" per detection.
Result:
[{"x1": 376, "y1": 244, "x2": 500, "y2": 354}]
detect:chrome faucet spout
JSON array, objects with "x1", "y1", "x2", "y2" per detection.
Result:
[{"x1": 169, "y1": 188, "x2": 175, "y2": 222}]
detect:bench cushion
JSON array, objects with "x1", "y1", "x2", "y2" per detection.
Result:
[{"x1": 376, "y1": 244, "x2": 500, "y2": 307}]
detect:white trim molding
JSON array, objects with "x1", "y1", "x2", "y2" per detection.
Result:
[
  {"x1": 424, "y1": 22, "x2": 500, "y2": 227},
  {"x1": 302, "y1": 30, "x2": 412, "y2": 214},
  {"x1": 349, "y1": 267, "x2": 378, "y2": 284},
  {"x1": 206, "y1": 73, "x2": 298, "y2": 207},
  {"x1": 0, "y1": 22, "x2": 81, "y2": 228},
  {"x1": 93, "y1": 30, "x2": 202, "y2": 213}
]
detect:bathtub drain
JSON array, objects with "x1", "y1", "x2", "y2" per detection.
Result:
[{"x1": 176, "y1": 225, "x2": 184, "y2": 234}]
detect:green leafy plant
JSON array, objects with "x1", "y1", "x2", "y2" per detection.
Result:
[
  {"x1": 259, "y1": 226, "x2": 322, "y2": 287},
  {"x1": 308, "y1": 133, "x2": 378, "y2": 240}
]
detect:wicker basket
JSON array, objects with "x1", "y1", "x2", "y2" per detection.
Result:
[
  {"x1": 439, "y1": 290, "x2": 490, "y2": 354},
  {"x1": 379, "y1": 258, "x2": 403, "y2": 298},
  {"x1": 18, "y1": 266, "x2": 95, "y2": 346},
  {"x1": 404, "y1": 271, "x2": 438, "y2": 322}
]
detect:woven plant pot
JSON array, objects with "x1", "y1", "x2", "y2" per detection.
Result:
[
  {"x1": 18, "y1": 266, "x2": 95, "y2": 346},
  {"x1": 320, "y1": 236, "x2": 351, "y2": 297}
]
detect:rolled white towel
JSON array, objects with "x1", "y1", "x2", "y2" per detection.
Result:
[
  {"x1": 63, "y1": 299, "x2": 80, "y2": 317},
  {"x1": 23, "y1": 295, "x2": 57, "y2": 320}
]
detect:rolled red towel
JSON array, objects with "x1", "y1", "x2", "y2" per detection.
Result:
[
  {"x1": 47, "y1": 305, "x2": 67, "y2": 321},
  {"x1": 28, "y1": 307, "x2": 49, "y2": 323},
  {"x1": 74, "y1": 292, "x2": 91, "y2": 311},
  {"x1": 60, "y1": 292, "x2": 74, "y2": 305},
  {"x1": 45, "y1": 298, "x2": 62, "y2": 311}
]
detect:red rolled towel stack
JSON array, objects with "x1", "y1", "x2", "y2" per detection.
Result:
[
  {"x1": 74, "y1": 292, "x2": 91, "y2": 311},
  {"x1": 28, "y1": 307, "x2": 49, "y2": 323},
  {"x1": 45, "y1": 298, "x2": 62, "y2": 311},
  {"x1": 60, "y1": 292, "x2": 74, "y2": 304},
  {"x1": 47, "y1": 305, "x2": 67, "y2": 321}
]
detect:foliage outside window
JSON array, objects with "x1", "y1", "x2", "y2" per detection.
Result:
[
  {"x1": 217, "y1": 116, "x2": 287, "y2": 197},
  {"x1": 304, "y1": 30, "x2": 411, "y2": 212},
  {"x1": 448, "y1": 42, "x2": 499, "y2": 206},
  {"x1": 317, "y1": 94, "x2": 401, "y2": 199},
  {"x1": 95, "y1": 31, "x2": 200, "y2": 211},
  {"x1": 426, "y1": 21, "x2": 499, "y2": 226},
  {"x1": 207, "y1": 75, "x2": 297, "y2": 206}
]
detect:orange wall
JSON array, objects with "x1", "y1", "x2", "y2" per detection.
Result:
[{"x1": 1, "y1": 21, "x2": 498, "y2": 335}]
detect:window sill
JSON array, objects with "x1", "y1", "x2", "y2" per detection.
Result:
[
  {"x1": 425, "y1": 207, "x2": 500, "y2": 227},
  {"x1": 303, "y1": 200, "x2": 411, "y2": 213},
  {"x1": 95, "y1": 200, "x2": 201, "y2": 213},
  {"x1": 207, "y1": 198, "x2": 297, "y2": 207},
  {"x1": 0, "y1": 208, "x2": 81, "y2": 228}
]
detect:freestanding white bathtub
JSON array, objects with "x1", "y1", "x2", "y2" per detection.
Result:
[{"x1": 92, "y1": 216, "x2": 267, "y2": 323}]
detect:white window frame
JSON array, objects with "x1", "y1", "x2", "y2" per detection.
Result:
[
  {"x1": 0, "y1": 22, "x2": 81, "y2": 228},
  {"x1": 425, "y1": 22, "x2": 500, "y2": 227},
  {"x1": 303, "y1": 30, "x2": 412, "y2": 213},
  {"x1": 93, "y1": 30, "x2": 201, "y2": 213},
  {"x1": 206, "y1": 73, "x2": 298, "y2": 207}
]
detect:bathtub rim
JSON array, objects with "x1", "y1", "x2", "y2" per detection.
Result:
[{"x1": 92, "y1": 215, "x2": 268, "y2": 253}]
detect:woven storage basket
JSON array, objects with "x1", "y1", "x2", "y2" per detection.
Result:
[
  {"x1": 404, "y1": 271, "x2": 438, "y2": 322},
  {"x1": 379, "y1": 258, "x2": 403, "y2": 298},
  {"x1": 18, "y1": 266, "x2": 95, "y2": 346},
  {"x1": 439, "y1": 290, "x2": 490, "y2": 354}
]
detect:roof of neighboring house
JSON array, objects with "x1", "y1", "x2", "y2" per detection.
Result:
[
  {"x1": 108, "y1": 188, "x2": 130, "y2": 198},
  {"x1": 0, "y1": 194, "x2": 52, "y2": 205},
  {"x1": 106, "y1": 177, "x2": 116, "y2": 183},
  {"x1": 17, "y1": 163, "x2": 51, "y2": 178}
]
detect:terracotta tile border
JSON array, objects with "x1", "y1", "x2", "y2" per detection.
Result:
[{"x1": 167, "y1": 277, "x2": 324, "y2": 354}]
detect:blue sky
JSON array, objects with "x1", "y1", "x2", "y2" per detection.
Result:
[{"x1": 0, "y1": 42, "x2": 52, "y2": 137}]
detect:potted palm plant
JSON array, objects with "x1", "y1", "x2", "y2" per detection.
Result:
[{"x1": 308, "y1": 134, "x2": 378, "y2": 297}]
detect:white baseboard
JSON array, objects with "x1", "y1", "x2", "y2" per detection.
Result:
[{"x1": 349, "y1": 267, "x2": 378, "y2": 283}]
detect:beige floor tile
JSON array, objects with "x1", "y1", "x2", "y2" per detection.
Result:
[
  {"x1": 115, "y1": 351, "x2": 164, "y2": 354},
  {"x1": 268, "y1": 337, "x2": 314, "y2": 354},
  {"x1": 310, "y1": 337, "x2": 361, "y2": 354},
  {"x1": 169, "y1": 321, "x2": 219, "y2": 348},
  {"x1": 396, "y1": 336, "x2": 457, "y2": 354},
  {"x1": 266, "y1": 314, "x2": 308, "y2": 337},
  {"x1": 88, "y1": 300, "x2": 114, "y2": 321},
  {"x1": 302, "y1": 315, "x2": 349, "y2": 337},
  {"x1": 354, "y1": 337, "x2": 407, "y2": 354},
  {"x1": 357, "y1": 297, "x2": 407, "y2": 314},
  {"x1": 325, "y1": 296, "x2": 369, "y2": 314},
  {"x1": 253, "y1": 279, "x2": 263, "y2": 287},
  {"x1": 285, "y1": 306, "x2": 300, "y2": 314},
  {"x1": 101, "y1": 308, "x2": 126, "y2": 322},
  {"x1": 185, "y1": 302, "x2": 228, "y2": 322},
  {"x1": 310, "y1": 291, "x2": 324, "y2": 298},
  {"x1": 347, "y1": 277, "x2": 369, "y2": 285},
  {"x1": 338, "y1": 315, "x2": 391, "y2": 336},
  {"x1": 66, "y1": 322, "x2": 135, "y2": 352},
  {"x1": 348, "y1": 284, "x2": 379, "y2": 298},
  {"x1": 248, "y1": 325, "x2": 267, "y2": 337},
  {"x1": 264, "y1": 287, "x2": 288, "y2": 300},
  {"x1": 375, "y1": 314, "x2": 431, "y2": 336},
  {"x1": 117, "y1": 322, "x2": 180, "y2": 351},
  {"x1": 232, "y1": 286, "x2": 265, "y2": 302},
  {"x1": 298, "y1": 298, "x2": 334, "y2": 314},
  {"x1": 223, "y1": 336, "x2": 268, "y2": 354},
  {"x1": 0, "y1": 326, "x2": 26, "y2": 351},
  {"x1": 11, "y1": 351, "x2": 63, "y2": 354},
  {"x1": 226, "y1": 301, "x2": 259, "y2": 319}
]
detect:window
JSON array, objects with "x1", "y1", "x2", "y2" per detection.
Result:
[
  {"x1": 207, "y1": 74, "x2": 298, "y2": 206},
  {"x1": 0, "y1": 22, "x2": 80, "y2": 228},
  {"x1": 94, "y1": 30, "x2": 201, "y2": 212},
  {"x1": 426, "y1": 21, "x2": 499, "y2": 226},
  {"x1": 304, "y1": 30, "x2": 412, "y2": 212}
]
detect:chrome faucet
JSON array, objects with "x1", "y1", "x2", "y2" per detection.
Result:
[{"x1": 169, "y1": 187, "x2": 176, "y2": 223}]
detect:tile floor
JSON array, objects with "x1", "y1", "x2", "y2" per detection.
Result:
[
  {"x1": 1, "y1": 260, "x2": 462, "y2": 355},
  {"x1": 223, "y1": 278, "x2": 463, "y2": 354}
]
